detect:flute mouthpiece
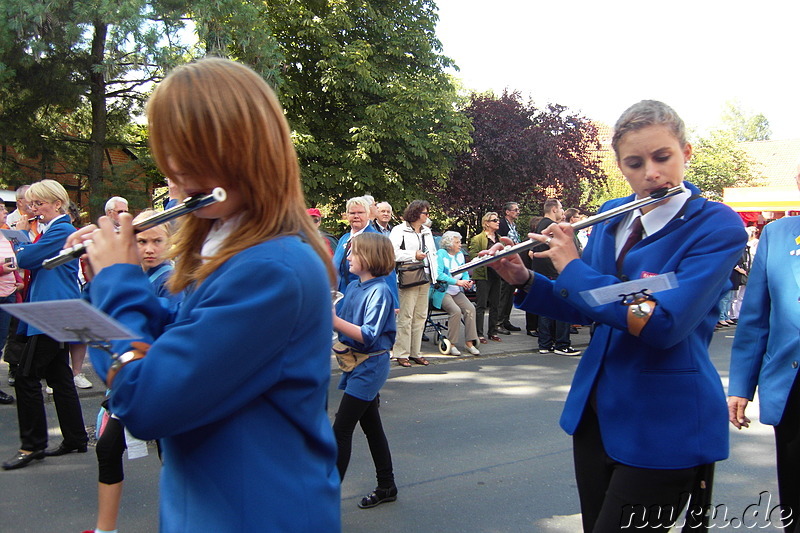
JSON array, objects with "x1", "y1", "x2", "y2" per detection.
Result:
[{"x1": 650, "y1": 188, "x2": 670, "y2": 199}]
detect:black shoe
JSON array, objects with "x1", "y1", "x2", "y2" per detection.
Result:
[
  {"x1": 569, "y1": 326, "x2": 579, "y2": 334},
  {"x1": 503, "y1": 322, "x2": 521, "y2": 332},
  {"x1": 421, "y1": 334, "x2": 430, "y2": 342},
  {"x1": 554, "y1": 347, "x2": 582, "y2": 356},
  {"x1": 358, "y1": 486, "x2": 398, "y2": 509},
  {"x1": 526, "y1": 330, "x2": 538, "y2": 337},
  {"x1": 2, "y1": 450, "x2": 45, "y2": 470},
  {"x1": 496, "y1": 326, "x2": 511, "y2": 335},
  {"x1": 0, "y1": 390, "x2": 13, "y2": 404},
  {"x1": 44, "y1": 442, "x2": 88, "y2": 457},
  {"x1": 7, "y1": 364, "x2": 15, "y2": 387},
  {"x1": 538, "y1": 347, "x2": 554, "y2": 354}
]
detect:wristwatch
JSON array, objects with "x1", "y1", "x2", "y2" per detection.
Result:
[
  {"x1": 106, "y1": 343, "x2": 149, "y2": 388},
  {"x1": 513, "y1": 270, "x2": 535, "y2": 293},
  {"x1": 631, "y1": 300, "x2": 652, "y2": 318},
  {"x1": 626, "y1": 297, "x2": 656, "y2": 336}
]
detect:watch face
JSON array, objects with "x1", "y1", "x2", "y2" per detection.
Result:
[{"x1": 632, "y1": 301, "x2": 651, "y2": 318}]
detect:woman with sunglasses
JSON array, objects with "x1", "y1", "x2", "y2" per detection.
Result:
[{"x1": 469, "y1": 212, "x2": 504, "y2": 343}]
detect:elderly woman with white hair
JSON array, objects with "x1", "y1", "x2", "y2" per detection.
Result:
[
  {"x1": 431, "y1": 231, "x2": 480, "y2": 356},
  {"x1": 333, "y1": 196, "x2": 398, "y2": 305}
]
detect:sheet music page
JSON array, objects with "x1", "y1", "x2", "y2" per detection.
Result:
[
  {"x1": 0, "y1": 299, "x2": 137, "y2": 343},
  {"x1": 579, "y1": 272, "x2": 679, "y2": 307},
  {"x1": 0, "y1": 229, "x2": 32, "y2": 246}
]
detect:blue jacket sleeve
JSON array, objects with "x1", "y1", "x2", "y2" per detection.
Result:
[
  {"x1": 517, "y1": 206, "x2": 747, "y2": 349},
  {"x1": 15, "y1": 223, "x2": 73, "y2": 271},
  {"x1": 359, "y1": 285, "x2": 394, "y2": 348},
  {"x1": 88, "y1": 250, "x2": 327, "y2": 440}
]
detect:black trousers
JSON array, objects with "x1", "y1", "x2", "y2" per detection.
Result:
[
  {"x1": 475, "y1": 273, "x2": 501, "y2": 337},
  {"x1": 775, "y1": 371, "x2": 800, "y2": 533},
  {"x1": 13, "y1": 334, "x2": 87, "y2": 452},
  {"x1": 333, "y1": 393, "x2": 394, "y2": 489},
  {"x1": 573, "y1": 405, "x2": 701, "y2": 532},
  {"x1": 498, "y1": 279, "x2": 515, "y2": 326},
  {"x1": 525, "y1": 312, "x2": 539, "y2": 333}
]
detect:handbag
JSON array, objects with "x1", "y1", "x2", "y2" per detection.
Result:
[
  {"x1": 396, "y1": 230, "x2": 430, "y2": 289},
  {"x1": 333, "y1": 341, "x2": 383, "y2": 372},
  {"x1": 396, "y1": 261, "x2": 429, "y2": 288}
]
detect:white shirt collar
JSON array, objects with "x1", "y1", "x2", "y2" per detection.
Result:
[
  {"x1": 615, "y1": 187, "x2": 691, "y2": 254},
  {"x1": 201, "y1": 213, "x2": 245, "y2": 259},
  {"x1": 350, "y1": 226, "x2": 368, "y2": 238},
  {"x1": 39, "y1": 214, "x2": 68, "y2": 235}
]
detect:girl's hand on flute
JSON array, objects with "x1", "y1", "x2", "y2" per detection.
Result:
[
  {"x1": 481, "y1": 237, "x2": 529, "y2": 286},
  {"x1": 531, "y1": 223, "x2": 580, "y2": 274},
  {"x1": 84, "y1": 215, "x2": 140, "y2": 276}
]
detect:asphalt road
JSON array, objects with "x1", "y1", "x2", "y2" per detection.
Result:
[{"x1": 0, "y1": 313, "x2": 785, "y2": 532}]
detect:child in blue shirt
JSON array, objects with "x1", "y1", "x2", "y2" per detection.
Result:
[{"x1": 333, "y1": 232, "x2": 398, "y2": 509}]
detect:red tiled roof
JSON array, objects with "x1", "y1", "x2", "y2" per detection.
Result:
[{"x1": 739, "y1": 139, "x2": 800, "y2": 187}]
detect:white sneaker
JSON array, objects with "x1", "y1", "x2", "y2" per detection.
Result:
[
  {"x1": 73, "y1": 373, "x2": 93, "y2": 389},
  {"x1": 449, "y1": 346, "x2": 462, "y2": 356},
  {"x1": 466, "y1": 345, "x2": 480, "y2": 355}
]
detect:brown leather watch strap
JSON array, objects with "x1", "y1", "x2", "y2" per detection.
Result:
[{"x1": 106, "y1": 341, "x2": 150, "y2": 388}]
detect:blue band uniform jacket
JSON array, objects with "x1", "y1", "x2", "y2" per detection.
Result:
[
  {"x1": 728, "y1": 215, "x2": 800, "y2": 426},
  {"x1": 515, "y1": 182, "x2": 747, "y2": 469}
]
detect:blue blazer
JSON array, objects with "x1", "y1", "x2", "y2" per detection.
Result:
[
  {"x1": 88, "y1": 236, "x2": 340, "y2": 532},
  {"x1": 516, "y1": 182, "x2": 747, "y2": 468},
  {"x1": 728, "y1": 216, "x2": 800, "y2": 425},
  {"x1": 14, "y1": 216, "x2": 80, "y2": 336},
  {"x1": 333, "y1": 225, "x2": 398, "y2": 306}
]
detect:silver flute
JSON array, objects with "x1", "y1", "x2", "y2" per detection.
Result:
[
  {"x1": 42, "y1": 187, "x2": 227, "y2": 270},
  {"x1": 450, "y1": 185, "x2": 684, "y2": 276}
]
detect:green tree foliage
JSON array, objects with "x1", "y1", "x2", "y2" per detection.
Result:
[
  {"x1": 686, "y1": 130, "x2": 759, "y2": 201},
  {"x1": 721, "y1": 100, "x2": 771, "y2": 142},
  {"x1": 432, "y1": 91, "x2": 606, "y2": 236},
  {"x1": 0, "y1": 0, "x2": 187, "y2": 218},
  {"x1": 265, "y1": 0, "x2": 472, "y2": 208},
  {"x1": 583, "y1": 150, "x2": 631, "y2": 212},
  {"x1": 179, "y1": 0, "x2": 282, "y2": 84}
]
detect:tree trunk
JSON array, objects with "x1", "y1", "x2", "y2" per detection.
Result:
[{"x1": 87, "y1": 20, "x2": 108, "y2": 222}]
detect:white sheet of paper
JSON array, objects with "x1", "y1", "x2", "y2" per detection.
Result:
[
  {"x1": 0, "y1": 229, "x2": 32, "y2": 246},
  {"x1": 0, "y1": 299, "x2": 137, "y2": 343},
  {"x1": 579, "y1": 272, "x2": 679, "y2": 307}
]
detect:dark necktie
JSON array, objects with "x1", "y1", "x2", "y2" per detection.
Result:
[{"x1": 616, "y1": 216, "x2": 643, "y2": 270}]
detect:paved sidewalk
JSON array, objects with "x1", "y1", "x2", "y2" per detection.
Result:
[{"x1": 386, "y1": 307, "x2": 590, "y2": 367}]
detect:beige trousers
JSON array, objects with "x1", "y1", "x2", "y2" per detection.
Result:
[
  {"x1": 393, "y1": 284, "x2": 429, "y2": 359},
  {"x1": 440, "y1": 291, "x2": 478, "y2": 346}
]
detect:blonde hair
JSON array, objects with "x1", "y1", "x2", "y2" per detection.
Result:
[
  {"x1": 132, "y1": 210, "x2": 172, "y2": 239},
  {"x1": 481, "y1": 212, "x2": 498, "y2": 230},
  {"x1": 612, "y1": 100, "x2": 687, "y2": 159},
  {"x1": 345, "y1": 196, "x2": 371, "y2": 214},
  {"x1": 26, "y1": 179, "x2": 69, "y2": 214},
  {"x1": 350, "y1": 233, "x2": 395, "y2": 278},
  {"x1": 146, "y1": 58, "x2": 335, "y2": 290}
]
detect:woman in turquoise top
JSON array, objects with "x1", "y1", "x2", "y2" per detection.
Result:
[{"x1": 432, "y1": 231, "x2": 480, "y2": 356}]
